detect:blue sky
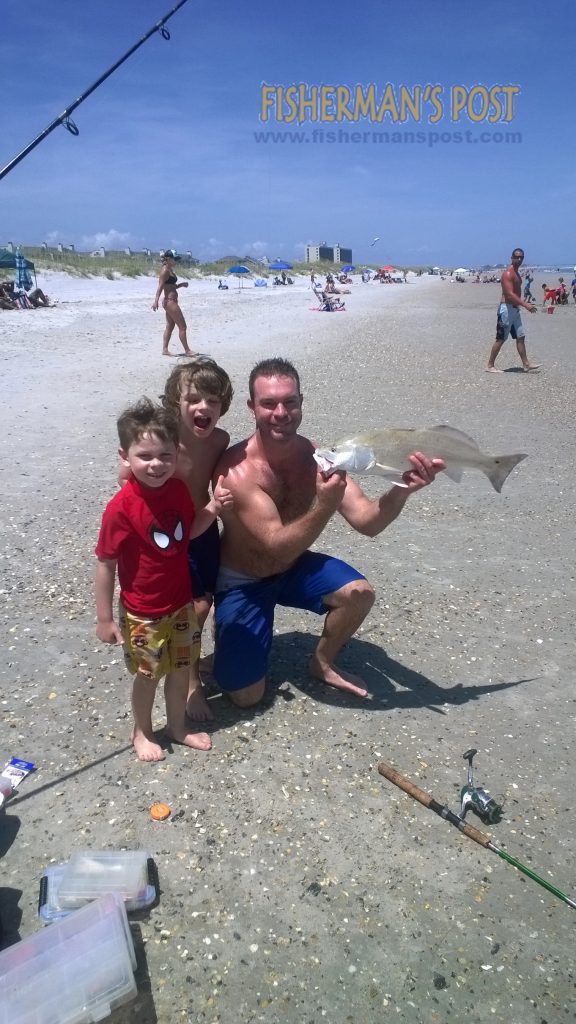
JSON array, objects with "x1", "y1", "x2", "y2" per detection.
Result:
[{"x1": 1, "y1": 0, "x2": 574, "y2": 266}]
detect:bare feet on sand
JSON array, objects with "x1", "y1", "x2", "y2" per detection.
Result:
[
  {"x1": 484, "y1": 366, "x2": 504, "y2": 373},
  {"x1": 309, "y1": 655, "x2": 368, "y2": 698},
  {"x1": 162, "y1": 350, "x2": 176, "y2": 357},
  {"x1": 199, "y1": 653, "x2": 214, "y2": 674},
  {"x1": 186, "y1": 687, "x2": 215, "y2": 722},
  {"x1": 523, "y1": 363, "x2": 541, "y2": 371},
  {"x1": 132, "y1": 729, "x2": 165, "y2": 762},
  {"x1": 165, "y1": 726, "x2": 212, "y2": 750}
]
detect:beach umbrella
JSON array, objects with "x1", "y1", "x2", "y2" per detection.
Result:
[
  {"x1": 341, "y1": 264, "x2": 355, "y2": 273},
  {"x1": 15, "y1": 247, "x2": 33, "y2": 292},
  {"x1": 227, "y1": 264, "x2": 251, "y2": 289},
  {"x1": 381, "y1": 265, "x2": 396, "y2": 273},
  {"x1": 269, "y1": 260, "x2": 293, "y2": 271}
]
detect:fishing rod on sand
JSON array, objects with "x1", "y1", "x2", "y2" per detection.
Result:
[
  {"x1": 0, "y1": 0, "x2": 190, "y2": 182},
  {"x1": 378, "y1": 760, "x2": 576, "y2": 911}
]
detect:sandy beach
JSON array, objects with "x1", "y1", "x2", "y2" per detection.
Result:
[{"x1": 1, "y1": 272, "x2": 575, "y2": 1023}]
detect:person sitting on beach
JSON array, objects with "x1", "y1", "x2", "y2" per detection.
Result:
[
  {"x1": 26, "y1": 287, "x2": 51, "y2": 308},
  {"x1": 485, "y1": 248, "x2": 540, "y2": 372},
  {"x1": 217, "y1": 279, "x2": 229, "y2": 290},
  {"x1": 152, "y1": 250, "x2": 194, "y2": 357},
  {"x1": 96, "y1": 397, "x2": 233, "y2": 761},
  {"x1": 210, "y1": 357, "x2": 445, "y2": 707},
  {"x1": 0, "y1": 281, "x2": 17, "y2": 309}
]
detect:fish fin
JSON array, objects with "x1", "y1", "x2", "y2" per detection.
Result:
[
  {"x1": 443, "y1": 464, "x2": 463, "y2": 484},
  {"x1": 373, "y1": 462, "x2": 408, "y2": 485},
  {"x1": 430, "y1": 425, "x2": 480, "y2": 450},
  {"x1": 484, "y1": 453, "x2": 528, "y2": 493}
]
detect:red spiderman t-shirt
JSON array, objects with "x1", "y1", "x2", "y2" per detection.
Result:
[{"x1": 95, "y1": 476, "x2": 195, "y2": 617}]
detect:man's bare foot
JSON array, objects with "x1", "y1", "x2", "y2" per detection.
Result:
[
  {"x1": 309, "y1": 656, "x2": 368, "y2": 697},
  {"x1": 186, "y1": 688, "x2": 215, "y2": 722},
  {"x1": 523, "y1": 363, "x2": 541, "y2": 371},
  {"x1": 132, "y1": 731, "x2": 165, "y2": 762},
  {"x1": 162, "y1": 350, "x2": 176, "y2": 357},
  {"x1": 165, "y1": 726, "x2": 212, "y2": 750},
  {"x1": 484, "y1": 366, "x2": 503, "y2": 373}
]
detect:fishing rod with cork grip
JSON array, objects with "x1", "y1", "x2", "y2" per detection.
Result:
[{"x1": 377, "y1": 760, "x2": 576, "y2": 911}]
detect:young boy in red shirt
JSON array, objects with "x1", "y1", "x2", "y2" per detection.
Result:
[{"x1": 95, "y1": 398, "x2": 232, "y2": 762}]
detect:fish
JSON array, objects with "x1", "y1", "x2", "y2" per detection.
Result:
[{"x1": 313, "y1": 425, "x2": 528, "y2": 493}]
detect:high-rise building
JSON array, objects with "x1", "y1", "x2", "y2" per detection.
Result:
[{"x1": 305, "y1": 243, "x2": 352, "y2": 265}]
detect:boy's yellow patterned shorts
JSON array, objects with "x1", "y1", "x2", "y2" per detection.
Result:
[{"x1": 119, "y1": 602, "x2": 200, "y2": 682}]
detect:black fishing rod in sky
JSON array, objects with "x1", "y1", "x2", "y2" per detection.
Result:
[{"x1": 0, "y1": 0, "x2": 190, "y2": 182}]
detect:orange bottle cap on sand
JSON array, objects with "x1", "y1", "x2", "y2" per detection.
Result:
[{"x1": 150, "y1": 802, "x2": 171, "y2": 821}]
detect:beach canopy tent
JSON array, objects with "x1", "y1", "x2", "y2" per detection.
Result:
[
  {"x1": 453, "y1": 268, "x2": 469, "y2": 275},
  {"x1": 0, "y1": 248, "x2": 36, "y2": 288},
  {"x1": 269, "y1": 261, "x2": 293, "y2": 271},
  {"x1": 0, "y1": 248, "x2": 35, "y2": 271}
]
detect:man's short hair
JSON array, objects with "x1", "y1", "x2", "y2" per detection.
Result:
[
  {"x1": 512, "y1": 248, "x2": 524, "y2": 258},
  {"x1": 162, "y1": 358, "x2": 233, "y2": 416},
  {"x1": 117, "y1": 397, "x2": 179, "y2": 451},
  {"x1": 248, "y1": 357, "x2": 301, "y2": 400}
]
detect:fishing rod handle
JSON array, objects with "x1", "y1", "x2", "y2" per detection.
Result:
[{"x1": 377, "y1": 762, "x2": 491, "y2": 848}]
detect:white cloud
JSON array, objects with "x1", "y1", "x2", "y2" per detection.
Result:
[{"x1": 80, "y1": 229, "x2": 137, "y2": 251}]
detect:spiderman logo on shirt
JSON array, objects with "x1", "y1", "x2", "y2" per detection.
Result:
[{"x1": 148, "y1": 508, "x2": 186, "y2": 557}]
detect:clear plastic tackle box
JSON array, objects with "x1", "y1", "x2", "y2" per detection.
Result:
[
  {"x1": 0, "y1": 893, "x2": 137, "y2": 1024},
  {"x1": 38, "y1": 850, "x2": 156, "y2": 923}
]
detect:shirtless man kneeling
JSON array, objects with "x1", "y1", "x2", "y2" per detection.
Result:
[{"x1": 212, "y1": 358, "x2": 445, "y2": 706}]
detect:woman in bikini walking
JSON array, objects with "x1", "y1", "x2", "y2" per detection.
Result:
[{"x1": 152, "y1": 250, "x2": 193, "y2": 357}]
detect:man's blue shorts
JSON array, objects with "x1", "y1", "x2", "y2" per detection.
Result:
[
  {"x1": 188, "y1": 520, "x2": 220, "y2": 599},
  {"x1": 213, "y1": 551, "x2": 366, "y2": 691}
]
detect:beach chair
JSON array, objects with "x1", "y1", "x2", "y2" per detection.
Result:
[{"x1": 312, "y1": 286, "x2": 345, "y2": 312}]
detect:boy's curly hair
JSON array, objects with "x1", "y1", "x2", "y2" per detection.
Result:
[
  {"x1": 162, "y1": 358, "x2": 233, "y2": 417},
  {"x1": 117, "y1": 397, "x2": 179, "y2": 451}
]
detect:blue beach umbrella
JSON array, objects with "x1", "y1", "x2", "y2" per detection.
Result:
[
  {"x1": 341, "y1": 264, "x2": 355, "y2": 273},
  {"x1": 269, "y1": 260, "x2": 293, "y2": 271},
  {"x1": 227, "y1": 264, "x2": 251, "y2": 289},
  {"x1": 15, "y1": 247, "x2": 33, "y2": 292}
]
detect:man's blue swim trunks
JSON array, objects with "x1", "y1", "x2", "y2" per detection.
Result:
[
  {"x1": 188, "y1": 520, "x2": 220, "y2": 599},
  {"x1": 213, "y1": 551, "x2": 366, "y2": 691}
]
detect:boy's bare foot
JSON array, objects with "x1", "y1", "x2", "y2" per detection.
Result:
[
  {"x1": 165, "y1": 726, "x2": 212, "y2": 750},
  {"x1": 199, "y1": 653, "x2": 214, "y2": 675},
  {"x1": 308, "y1": 655, "x2": 368, "y2": 698},
  {"x1": 132, "y1": 730, "x2": 165, "y2": 762},
  {"x1": 186, "y1": 688, "x2": 215, "y2": 722},
  {"x1": 484, "y1": 366, "x2": 503, "y2": 373}
]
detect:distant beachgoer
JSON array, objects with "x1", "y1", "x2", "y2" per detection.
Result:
[
  {"x1": 571, "y1": 276, "x2": 576, "y2": 302},
  {"x1": 27, "y1": 287, "x2": 51, "y2": 308},
  {"x1": 541, "y1": 284, "x2": 556, "y2": 306},
  {"x1": 523, "y1": 270, "x2": 534, "y2": 303},
  {"x1": 556, "y1": 278, "x2": 568, "y2": 304},
  {"x1": 485, "y1": 248, "x2": 540, "y2": 373},
  {"x1": 152, "y1": 250, "x2": 193, "y2": 357}
]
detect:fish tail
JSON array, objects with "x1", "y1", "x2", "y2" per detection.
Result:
[{"x1": 485, "y1": 453, "x2": 528, "y2": 493}]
